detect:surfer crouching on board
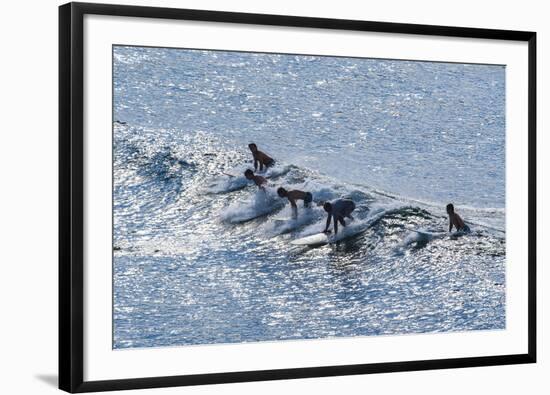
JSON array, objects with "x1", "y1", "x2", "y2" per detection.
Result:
[
  {"x1": 446, "y1": 203, "x2": 470, "y2": 233},
  {"x1": 322, "y1": 199, "x2": 356, "y2": 235},
  {"x1": 277, "y1": 187, "x2": 313, "y2": 219},
  {"x1": 249, "y1": 143, "x2": 275, "y2": 172},
  {"x1": 244, "y1": 169, "x2": 267, "y2": 190}
]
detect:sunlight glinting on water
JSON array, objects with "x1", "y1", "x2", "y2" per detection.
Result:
[{"x1": 113, "y1": 46, "x2": 505, "y2": 349}]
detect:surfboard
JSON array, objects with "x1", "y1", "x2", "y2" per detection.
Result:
[
  {"x1": 449, "y1": 229, "x2": 471, "y2": 239},
  {"x1": 272, "y1": 217, "x2": 294, "y2": 222},
  {"x1": 230, "y1": 208, "x2": 277, "y2": 223},
  {"x1": 206, "y1": 177, "x2": 248, "y2": 194},
  {"x1": 406, "y1": 228, "x2": 446, "y2": 237},
  {"x1": 209, "y1": 164, "x2": 291, "y2": 195},
  {"x1": 406, "y1": 228, "x2": 472, "y2": 243},
  {"x1": 291, "y1": 232, "x2": 329, "y2": 246},
  {"x1": 226, "y1": 200, "x2": 286, "y2": 224},
  {"x1": 292, "y1": 223, "x2": 368, "y2": 246}
]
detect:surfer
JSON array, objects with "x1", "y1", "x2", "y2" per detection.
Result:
[
  {"x1": 277, "y1": 187, "x2": 313, "y2": 219},
  {"x1": 446, "y1": 203, "x2": 470, "y2": 233},
  {"x1": 244, "y1": 169, "x2": 267, "y2": 190},
  {"x1": 248, "y1": 143, "x2": 275, "y2": 172},
  {"x1": 322, "y1": 199, "x2": 356, "y2": 235}
]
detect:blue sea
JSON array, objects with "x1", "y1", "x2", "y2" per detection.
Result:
[{"x1": 113, "y1": 46, "x2": 506, "y2": 349}]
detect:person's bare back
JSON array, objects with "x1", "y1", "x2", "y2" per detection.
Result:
[
  {"x1": 277, "y1": 187, "x2": 313, "y2": 219},
  {"x1": 449, "y1": 212, "x2": 465, "y2": 229},
  {"x1": 446, "y1": 203, "x2": 470, "y2": 233},
  {"x1": 248, "y1": 143, "x2": 274, "y2": 172},
  {"x1": 244, "y1": 169, "x2": 267, "y2": 190},
  {"x1": 286, "y1": 190, "x2": 307, "y2": 203}
]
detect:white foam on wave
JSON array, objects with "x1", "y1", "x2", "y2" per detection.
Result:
[
  {"x1": 206, "y1": 176, "x2": 248, "y2": 194},
  {"x1": 220, "y1": 187, "x2": 285, "y2": 223},
  {"x1": 262, "y1": 206, "x2": 324, "y2": 236},
  {"x1": 364, "y1": 186, "x2": 506, "y2": 232},
  {"x1": 401, "y1": 228, "x2": 439, "y2": 247},
  {"x1": 206, "y1": 164, "x2": 291, "y2": 194},
  {"x1": 295, "y1": 203, "x2": 395, "y2": 241}
]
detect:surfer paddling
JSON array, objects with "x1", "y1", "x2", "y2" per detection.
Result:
[
  {"x1": 244, "y1": 169, "x2": 267, "y2": 190},
  {"x1": 446, "y1": 203, "x2": 470, "y2": 233},
  {"x1": 322, "y1": 199, "x2": 356, "y2": 235},
  {"x1": 277, "y1": 187, "x2": 313, "y2": 219},
  {"x1": 248, "y1": 143, "x2": 275, "y2": 172}
]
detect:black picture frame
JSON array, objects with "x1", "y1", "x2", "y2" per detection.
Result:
[{"x1": 59, "y1": 2, "x2": 537, "y2": 392}]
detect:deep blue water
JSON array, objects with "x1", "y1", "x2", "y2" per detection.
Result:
[{"x1": 113, "y1": 46, "x2": 505, "y2": 349}]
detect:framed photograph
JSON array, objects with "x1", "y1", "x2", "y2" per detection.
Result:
[{"x1": 59, "y1": 2, "x2": 536, "y2": 392}]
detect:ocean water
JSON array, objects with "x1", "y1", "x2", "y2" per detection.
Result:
[{"x1": 113, "y1": 46, "x2": 506, "y2": 349}]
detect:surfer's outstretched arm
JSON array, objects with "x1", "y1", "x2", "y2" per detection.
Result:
[
  {"x1": 323, "y1": 214, "x2": 332, "y2": 233},
  {"x1": 449, "y1": 218, "x2": 453, "y2": 232},
  {"x1": 334, "y1": 215, "x2": 339, "y2": 235}
]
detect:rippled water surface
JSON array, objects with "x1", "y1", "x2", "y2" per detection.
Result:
[{"x1": 113, "y1": 46, "x2": 505, "y2": 349}]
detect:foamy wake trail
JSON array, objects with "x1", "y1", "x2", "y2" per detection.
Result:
[
  {"x1": 206, "y1": 164, "x2": 291, "y2": 194},
  {"x1": 294, "y1": 203, "x2": 398, "y2": 242},
  {"x1": 261, "y1": 206, "x2": 324, "y2": 236},
  {"x1": 206, "y1": 176, "x2": 248, "y2": 194},
  {"x1": 220, "y1": 188, "x2": 285, "y2": 223},
  {"x1": 399, "y1": 229, "x2": 436, "y2": 248}
]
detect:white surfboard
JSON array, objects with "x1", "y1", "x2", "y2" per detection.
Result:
[
  {"x1": 449, "y1": 229, "x2": 471, "y2": 239},
  {"x1": 272, "y1": 217, "x2": 295, "y2": 223},
  {"x1": 226, "y1": 201, "x2": 286, "y2": 223},
  {"x1": 230, "y1": 208, "x2": 276, "y2": 223},
  {"x1": 291, "y1": 232, "x2": 329, "y2": 246},
  {"x1": 405, "y1": 228, "x2": 472, "y2": 243},
  {"x1": 406, "y1": 228, "x2": 446, "y2": 237},
  {"x1": 206, "y1": 177, "x2": 248, "y2": 194},
  {"x1": 292, "y1": 223, "x2": 368, "y2": 246}
]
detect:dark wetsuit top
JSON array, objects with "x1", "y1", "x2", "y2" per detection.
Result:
[
  {"x1": 331, "y1": 199, "x2": 355, "y2": 218},
  {"x1": 325, "y1": 199, "x2": 356, "y2": 234}
]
